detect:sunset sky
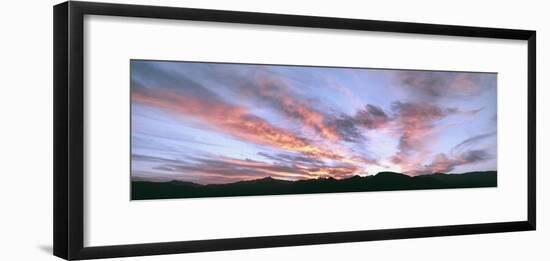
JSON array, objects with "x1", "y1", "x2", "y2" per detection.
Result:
[{"x1": 131, "y1": 60, "x2": 497, "y2": 184}]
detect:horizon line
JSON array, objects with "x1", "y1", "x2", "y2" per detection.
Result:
[{"x1": 132, "y1": 170, "x2": 498, "y2": 185}]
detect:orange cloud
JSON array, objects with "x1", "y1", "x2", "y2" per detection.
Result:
[
  {"x1": 244, "y1": 76, "x2": 341, "y2": 141},
  {"x1": 132, "y1": 90, "x2": 346, "y2": 161}
]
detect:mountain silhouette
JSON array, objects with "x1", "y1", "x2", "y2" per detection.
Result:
[{"x1": 131, "y1": 171, "x2": 496, "y2": 200}]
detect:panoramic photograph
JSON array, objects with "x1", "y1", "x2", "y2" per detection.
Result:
[{"x1": 130, "y1": 60, "x2": 497, "y2": 200}]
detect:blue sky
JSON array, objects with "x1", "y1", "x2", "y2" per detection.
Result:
[{"x1": 131, "y1": 60, "x2": 497, "y2": 184}]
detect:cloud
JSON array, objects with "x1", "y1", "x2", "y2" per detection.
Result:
[
  {"x1": 131, "y1": 62, "x2": 342, "y2": 159},
  {"x1": 451, "y1": 131, "x2": 497, "y2": 156},
  {"x1": 134, "y1": 90, "x2": 350, "y2": 160},
  {"x1": 134, "y1": 154, "x2": 303, "y2": 183},
  {"x1": 258, "y1": 151, "x2": 365, "y2": 178},
  {"x1": 245, "y1": 78, "x2": 393, "y2": 144},
  {"x1": 234, "y1": 71, "x2": 394, "y2": 145},
  {"x1": 402, "y1": 132, "x2": 496, "y2": 175},
  {"x1": 329, "y1": 115, "x2": 365, "y2": 143},
  {"x1": 417, "y1": 149, "x2": 492, "y2": 175},
  {"x1": 422, "y1": 153, "x2": 455, "y2": 173},
  {"x1": 354, "y1": 104, "x2": 391, "y2": 129},
  {"x1": 238, "y1": 74, "x2": 342, "y2": 141},
  {"x1": 391, "y1": 101, "x2": 457, "y2": 123},
  {"x1": 326, "y1": 104, "x2": 391, "y2": 144},
  {"x1": 461, "y1": 149, "x2": 490, "y2": 162},
  {"x1": 203, "y1": 155, "x2": 360, "y2": 180},
  {"x1": 388, "y1": 102, "x2": 459, "y2": 168},
  {"x1": 394, "y1": 70, "x2": 496, "y2": 101},
  {"x1": 135, "y1": 153, "x2": 361, "y2": 184},
  {"x1": 132, "y1": 154, "x2": 188, "y2": 165},
  {"x1": 391, "y1": 102, "x2": 455, "y2": 145},
  {"x1": 257, "y1": 152, "x2": 325, "y2": 165}
]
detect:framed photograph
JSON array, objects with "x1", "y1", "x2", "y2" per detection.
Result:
[{"x1": 54, "y1": 1, "x2": 536, "y2": 260}]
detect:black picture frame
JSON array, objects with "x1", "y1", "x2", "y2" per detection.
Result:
[{"x1": 53, "y1": 1, "x2": 536, "y2": 260}]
